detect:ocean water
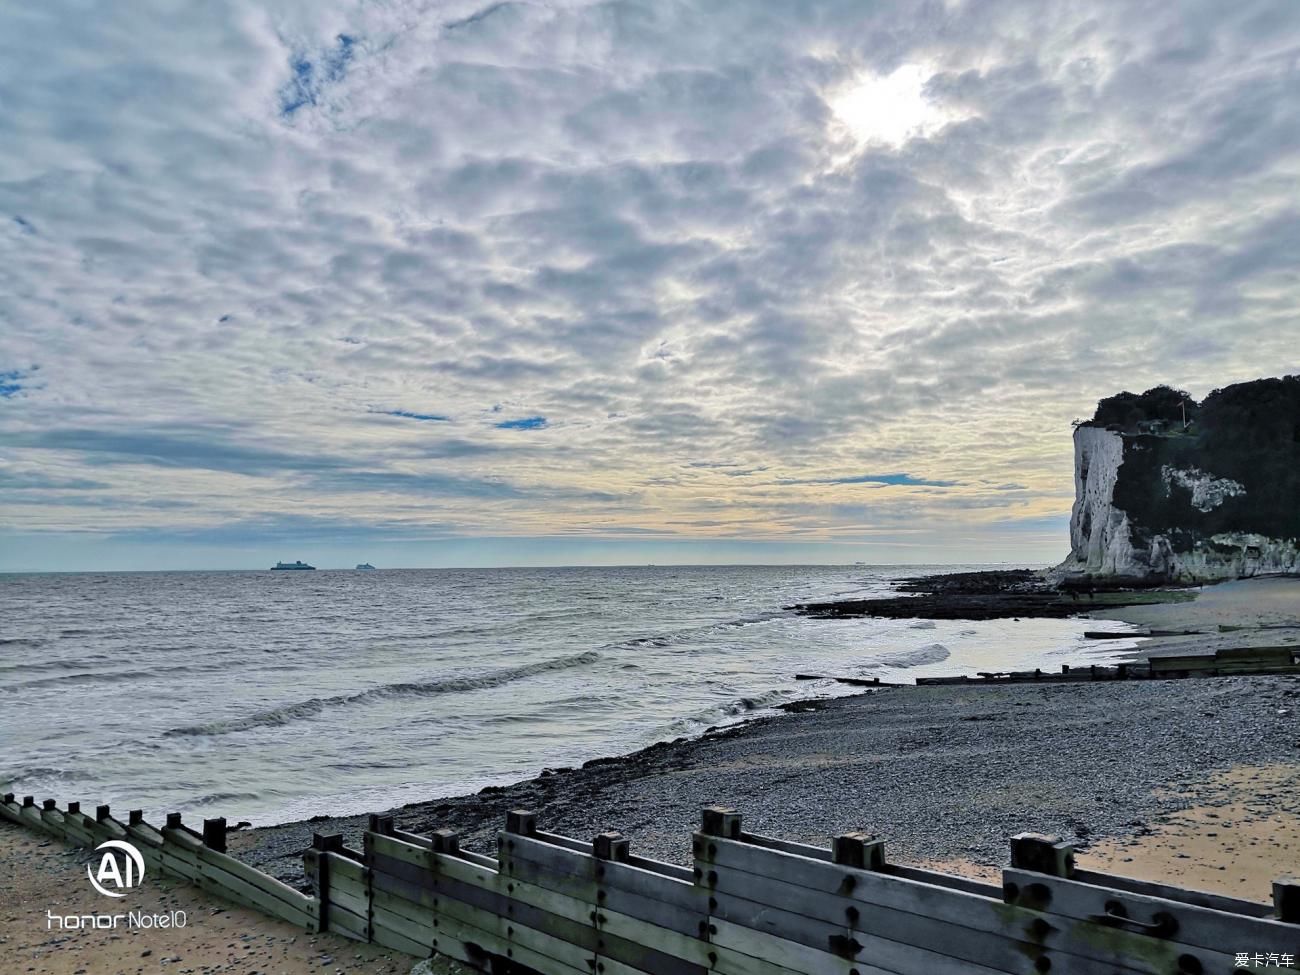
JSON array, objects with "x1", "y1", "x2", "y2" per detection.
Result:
[{"x1": 0, "y1": 565, "x2": 1143, "y2": 825}]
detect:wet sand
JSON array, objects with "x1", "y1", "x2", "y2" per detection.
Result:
[{"x1": 1102, "y1": 575, "x2": 1300, "y2": 657}]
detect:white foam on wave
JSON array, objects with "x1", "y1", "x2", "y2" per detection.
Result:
[
  {"x1": 874, "y1": 643, "x2": 951, "y2": 668},
  {"x1": 165, "y1": 650, "x2": 602, "y2": 737}
]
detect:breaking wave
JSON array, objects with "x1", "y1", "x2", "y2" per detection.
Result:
[
  {"x1": 165, "y1": 650, "x2": 601, "y2": 737},
  {"x1": 874, "y1": 643, "x2": 951, "y2": 668}
]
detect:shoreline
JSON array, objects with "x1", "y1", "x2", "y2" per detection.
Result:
[
  {"x1": 238, "y1": 574, "x2": 1300, "y2": 892},
  {"x1": 239, "y1": 675, "x2": 1300, "y2": 895}
]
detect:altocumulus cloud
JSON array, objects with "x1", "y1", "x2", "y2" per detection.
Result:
[{"x1": 0, "y1": 0, "x2": 1298, "y2": 562}]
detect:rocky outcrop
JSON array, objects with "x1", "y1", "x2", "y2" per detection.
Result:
[{"x1": 1056, "y1": 377, "x2": 1300, "y2": 583}]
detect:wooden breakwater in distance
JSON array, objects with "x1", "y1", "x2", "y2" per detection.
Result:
[
  {"x1": 917, "y1": 646, "x2": 1300, "y2": 686},
  {"x1": 5, "y1": 793, "x2": 1300, "y2": 974},
  {"x1": 0, "y1": 793, "x2": 320, "y2": 930}
]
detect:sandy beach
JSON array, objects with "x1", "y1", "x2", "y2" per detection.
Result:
[{"x1": 0, "y1": 821, "x2": 441, "y2": 975}]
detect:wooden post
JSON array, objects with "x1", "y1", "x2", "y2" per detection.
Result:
[
  {"x1": 832, "y1": 832, "x2": 886, "y2": 871},
  {"x1": 21, "y1": 796, "x2": 34, "y2": 808},
  {"x1": 42, "y1": 799, "x2": 56, "y2": 811},
  {"x1": 431, "y1": 828, "x2": 460, "y2": 854},
  {"x1": 203, "y1": 817, "x2": 227, "y2": 853},
  {"x1": 506, "y1": 809, "x2": 537, "y2": 836},
  {"x1": 1275, "y1": 878, "x2": 1300, "y2": 923},
  {"x1": 700, "y1": 806, "x2": 742, "y2": 839},
  {"x1": 1117, "y1": 663, "x2": 1130, "y2": 679},
  {"x1": 1010, "y1": 832, "x2": 1075, "y2": 878},
  {"x1": 593, "y1": 830, "x2": 630, "y2": 862},
  {"x1": 66, "y1": 802, "x2": 80, "y2": 815},
  {"x1": 367, "y1": 813, "x2": 394, "y2": 836},
  {"x1": 129, "y1": 809, "x2": 143, "y2": 826},
  {"x1": 309, "y1": 832, "x2": 343, "y2": 932},
  {"x1": 166, "y1": 812, "x2": 184, "y2": 830},
  {"x1": 2, "y1": 793, "x2": 12, "y2": 804},
  {"x1": 1061, "y1": 665, "x2": 1070, "y2": 674},
  {"x1": 95, "y1": 804, "x2": 111, "y2": 822}
]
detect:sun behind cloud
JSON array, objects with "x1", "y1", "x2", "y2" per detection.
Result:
[{"x1": 828, "y1": 63, "x2": 963, "y2": 148}]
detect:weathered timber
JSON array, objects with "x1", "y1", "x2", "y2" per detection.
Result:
[{"x1": 4, "y1": 792, "x2": 1291, "y2": 975}]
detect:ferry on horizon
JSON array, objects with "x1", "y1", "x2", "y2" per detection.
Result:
[
  {"x1": 271, "y1": 560, "x2": 316, "y2": 570},
  {"x1": 355, "y1": 562, "x2": 376, "y2": 570}
]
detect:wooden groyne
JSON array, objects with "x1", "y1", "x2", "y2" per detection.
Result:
[
  {"x1": 917, "y1": 645, "x2": 1300, "y2": 686},
  {"x1": 4, "y1": 793, "x2": 1298, "y2": 974},
  {"x1": 0, "y1": 793, "x2": 318, "y2": 928}
]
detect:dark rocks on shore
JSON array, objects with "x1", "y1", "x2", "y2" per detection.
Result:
[{"x1": 791, "y1": 568, "x2": 1191, "y2": 620}]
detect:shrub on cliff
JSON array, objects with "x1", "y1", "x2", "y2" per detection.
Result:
[{"x1": 1088, "y1": 385, "x2": 1196, "y2": 431}]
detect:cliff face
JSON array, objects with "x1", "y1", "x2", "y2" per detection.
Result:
[{"x1": 1057, "y1": 376, "x2": 1300, "y2": 583}]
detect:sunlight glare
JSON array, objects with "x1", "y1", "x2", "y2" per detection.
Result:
[{"x1": 829, "y1": 63, "x2": 956, "y2": 148}]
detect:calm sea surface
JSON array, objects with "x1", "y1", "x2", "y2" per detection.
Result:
[{"x1": 0, "y1": 565, "x2": 1142, "y2": 824}]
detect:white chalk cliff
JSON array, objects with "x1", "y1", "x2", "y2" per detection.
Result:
[{"x1": 1058, "y1": 425, "x2": 1299, "y2": 582}]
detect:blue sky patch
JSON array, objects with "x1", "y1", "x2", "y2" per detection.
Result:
[
  {"x1": 0, "y1": 366, "x2": 37, "y2": 399},
  {"x1": 379, "y1": 410, "x2": 452, "y2": 422},
  {"x1": 781, "y1": 472, "x2": 958, "y2": 488},
  {"x1": 495, "y1": 415, "x2": 547, "y2": 430},
  {"x1": 280, "y1": 34, "x2": 356, "y2": 117}
]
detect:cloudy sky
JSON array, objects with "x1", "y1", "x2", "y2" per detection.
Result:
[{"x1": 1, "y1": 0, "x2": 1297, "y2": 570}]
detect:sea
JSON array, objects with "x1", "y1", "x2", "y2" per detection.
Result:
[{"x1": 0, "y1": 564, "x2": 1144, "y2": 826}]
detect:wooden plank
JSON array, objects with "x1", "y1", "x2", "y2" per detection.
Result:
[
  {"x1": 62, "y1": 813, "x2": 97, "y2": 847},
  {"x1": 435, "y1": 851, "x2": 591, "y2": 928},
  {"x1": 596, "y1": 922, "x2": 708, "y2": 975},
  {"x1": 509, "y1": 832, "x2": 700, "y2": 907},
  {"x1": 708, "y1": 918, "x2": 893, "y2": 975},
  {"x1": 369, "y1": 831, "x2": 435, "y2": 871},
  {"x1": 594, "y1": 901, "x2": 712, "y2": 974},
  {"x1": 192, "y1": 843, "x2": 317, "y2": 916},
  {"x1": 371, "y1": 850, "x2": 437, "y2": 895},
  {"x1": 434, "y1": 910, "x2": 589, "y2": 975},
  {"x1": 503, "y1": 844, "x2": 706, "y2": 942},
  {"x1": 1072, "y1": 867, "x2": 1273, "y2": 918},
  {"x1": 371, "y1": 863, "x2": 437, "y2": 911},
  {"x1": 371, "y1": 885, "x2": 431, "y2": 928},
  {"x1": 708, "y1": 885, "x2": 1075, "y2": 975},
  {"x1": 328, "y1": 868, "x2": 369, "y2": 919},
  {"x1": 458, "y1": 849, "x2": 498, "y2": 869},
  {"x1": 373, "y1": 898, "x2": 435, "y2": 949},
  {"x1": 704, "y1": 835, "x2": 1215, "y2": 975},
  {"x1": 20, "y1": 805, "x2": 52, "y2": 834},
  {"x1": 537, "y1": 829, "x2": 593, "y2": 854},
  {"x1": 627, "y1": 853, "x2": 695, "y2": 883},
  {"x1": 435, "y1": 847, "x2": 709, "y2": 974},
  {"x1": 372, "y1": 914, "x2": 432, "y2": 958},
  {"x1": 326, "y1": 902, "x2": 370, "y2": 943},
  {"x1": 39, "y1": 808, "x2": 68, "y2": 839},
  {"x1": 1004, "y1": 868, "x2": 1296, "y2": 955},
  {"x1": 160, "y1": 841, "x2": 318, "y2": 929},
  {"x1": 324, "y1": 850, "x2": 367, "y2": 885},
  {"x1": 435, "y1": 897, "x2": 594, "y2": 974},
  {"x1": 735, "y1": 831, "x2": 832, "y2": 862}
]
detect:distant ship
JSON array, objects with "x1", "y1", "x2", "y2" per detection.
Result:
[
  {"x1": 271, "y1": 560, "x2": 316, "y2": 570},
  {"x1": 355, "y1": 563, "x2": 376, "y2": 570}
]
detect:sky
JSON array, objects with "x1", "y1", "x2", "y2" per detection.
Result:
[{"x1": 1, "y1": 1, "x2": 1298, "y2": 571}]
